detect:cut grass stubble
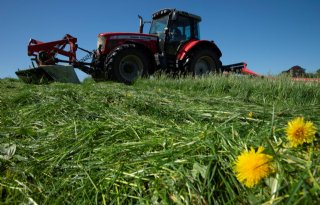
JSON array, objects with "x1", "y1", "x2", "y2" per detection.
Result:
[{"x1": 0, "y1": 75, "x2": 319, "y2": 204}]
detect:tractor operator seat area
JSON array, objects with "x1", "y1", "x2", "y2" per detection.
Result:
[{"x1": 169, "y1": 16, "x2": 191, "y2": 42}]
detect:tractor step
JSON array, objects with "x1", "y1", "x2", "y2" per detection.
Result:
[{"x1": 16, "y1": 65, "x2": 80, "y2": 84}]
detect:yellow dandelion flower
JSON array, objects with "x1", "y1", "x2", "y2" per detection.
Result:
[
  {"x1": 286, "y1": 117, "x2": 317, "y2": 147},
  {"x1": 125, "y1": 92, "x2": 133, "y2": 98},
  {"x1": 248, "y1": 112, "x2": 253, "y2": 118},
  {"x1": 234, "y1": 146, "x2": 273, "y2": 188}
]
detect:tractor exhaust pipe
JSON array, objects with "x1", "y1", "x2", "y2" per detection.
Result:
[{"x1": 138, "y1": 15, "x2": 144, "y2": 33}]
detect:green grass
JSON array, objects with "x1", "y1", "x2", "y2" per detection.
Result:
[{"x1": 0, "y1": 75, "x2": 319, "y2": 204}]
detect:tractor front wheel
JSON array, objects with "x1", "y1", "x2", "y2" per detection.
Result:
[
  {"x1": 184, "y1": 49, "x2": 221, "y2": 76},
  {"x1": 105, "y1": 44, "x2": 150, "y2": 84}
]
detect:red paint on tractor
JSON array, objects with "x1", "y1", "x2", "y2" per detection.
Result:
[
  {"x1": 98, "y1": 32, "x2": 158, "y2": 54},
  {"x1": 241, "y1": 63, "x2": 260, "y2": 76},
  {"x1": 28, "y1": 34, "x2": 78, "y2": 65},
  {"x1": 176, "y1": 39, "x2": 204, "y2": 60}
]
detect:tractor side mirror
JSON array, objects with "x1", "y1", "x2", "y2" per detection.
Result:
[{"x1": 164, "y1": 27, "x2": 169, "y2": 34}]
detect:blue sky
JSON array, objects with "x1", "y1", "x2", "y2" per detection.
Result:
[{"x1": 0, "y1": 0, "x2": 319, "y2": 80}]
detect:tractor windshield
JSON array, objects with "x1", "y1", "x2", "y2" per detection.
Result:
[{"x1": 149, "y1": 15, "x2": 169, "y2": 40}]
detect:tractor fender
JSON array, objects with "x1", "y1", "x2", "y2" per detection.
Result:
[{"x1": 176, "y1": 40, "x2": 222, "y2": 62}]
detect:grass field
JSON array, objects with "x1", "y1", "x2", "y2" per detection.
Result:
[{"x1": 0, "y1": 75, "x2": 319, "y2": 204}]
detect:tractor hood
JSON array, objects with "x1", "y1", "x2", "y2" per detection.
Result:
[
  {"x1": 97, "y1": 32, "x2": 159, "y2": 55},
  {"x1": 99, "y1": 32, "x2": 158, "y2": 40}
]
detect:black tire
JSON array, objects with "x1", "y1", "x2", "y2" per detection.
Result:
[
  {"x1": 183, "y1": 48, "x2": 220, "y2": 76},
  {"x1": 105, "y1": 44, "x2": 150, "y2": 84}
]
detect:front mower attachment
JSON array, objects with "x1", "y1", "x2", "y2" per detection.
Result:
[{"x1": 15, "y1": 65, "x2": 80, "y2": 84}]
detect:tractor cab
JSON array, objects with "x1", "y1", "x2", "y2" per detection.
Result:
[{"x1": 149, "y1": 9, "x2": 201, "y2": 56}]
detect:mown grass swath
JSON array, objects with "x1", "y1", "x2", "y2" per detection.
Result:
[{"x1": 0, "y1": 75, "x2": 319, "y2": 204}]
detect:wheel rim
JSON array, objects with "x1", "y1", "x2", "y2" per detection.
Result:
[
  {"x1": 194, "y1": 56, "x2": 215, "y2": 75},
  {"x1": 119, "y1": 55, "x2": 143, "y2": 81}
]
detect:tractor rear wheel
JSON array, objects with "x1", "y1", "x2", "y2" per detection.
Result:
[
  {"x1": 183, "y1": 48, "x2": 221, "y2": 76},
  {"x1": 105, "y1": 44, "x2": 150, "y2": 84}
]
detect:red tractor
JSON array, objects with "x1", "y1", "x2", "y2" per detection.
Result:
[{"x1": 16, "y1": 8, "x2": 258, "y2": 84}]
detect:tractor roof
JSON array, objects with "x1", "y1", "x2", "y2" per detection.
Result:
[{"x1": 152, "y1": 8, "x2": 202, "y2": 21}]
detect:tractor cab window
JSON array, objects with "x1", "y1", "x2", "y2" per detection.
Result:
[
  {"x1": 194, "y1": 21, "x2": 200, "y2": 39},
  {"x1": 169, "y1": 16, "x2": 191, "y2": 42},
  {"x1": 149, "y1": 15, "x2": 169, "y2": 40}
]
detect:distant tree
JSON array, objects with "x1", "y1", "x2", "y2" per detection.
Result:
[
  {"x1": 306, "y1": 69, "x2": 320, "y2": 78},
  {"x1": 281, "y1": 65, "x2": 306, "y2": 77},
  {"x1": 305, "y1": 73, "x2": 316, "y2": 78}
]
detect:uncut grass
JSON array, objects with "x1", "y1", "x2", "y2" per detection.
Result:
[{"x1": 0, "y1": 76, "x2": 319, "y2": 204}]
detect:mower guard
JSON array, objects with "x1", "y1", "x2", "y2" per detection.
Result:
[{"x1": 15, "y1": 65, "x2": 80, "y2": 84}]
